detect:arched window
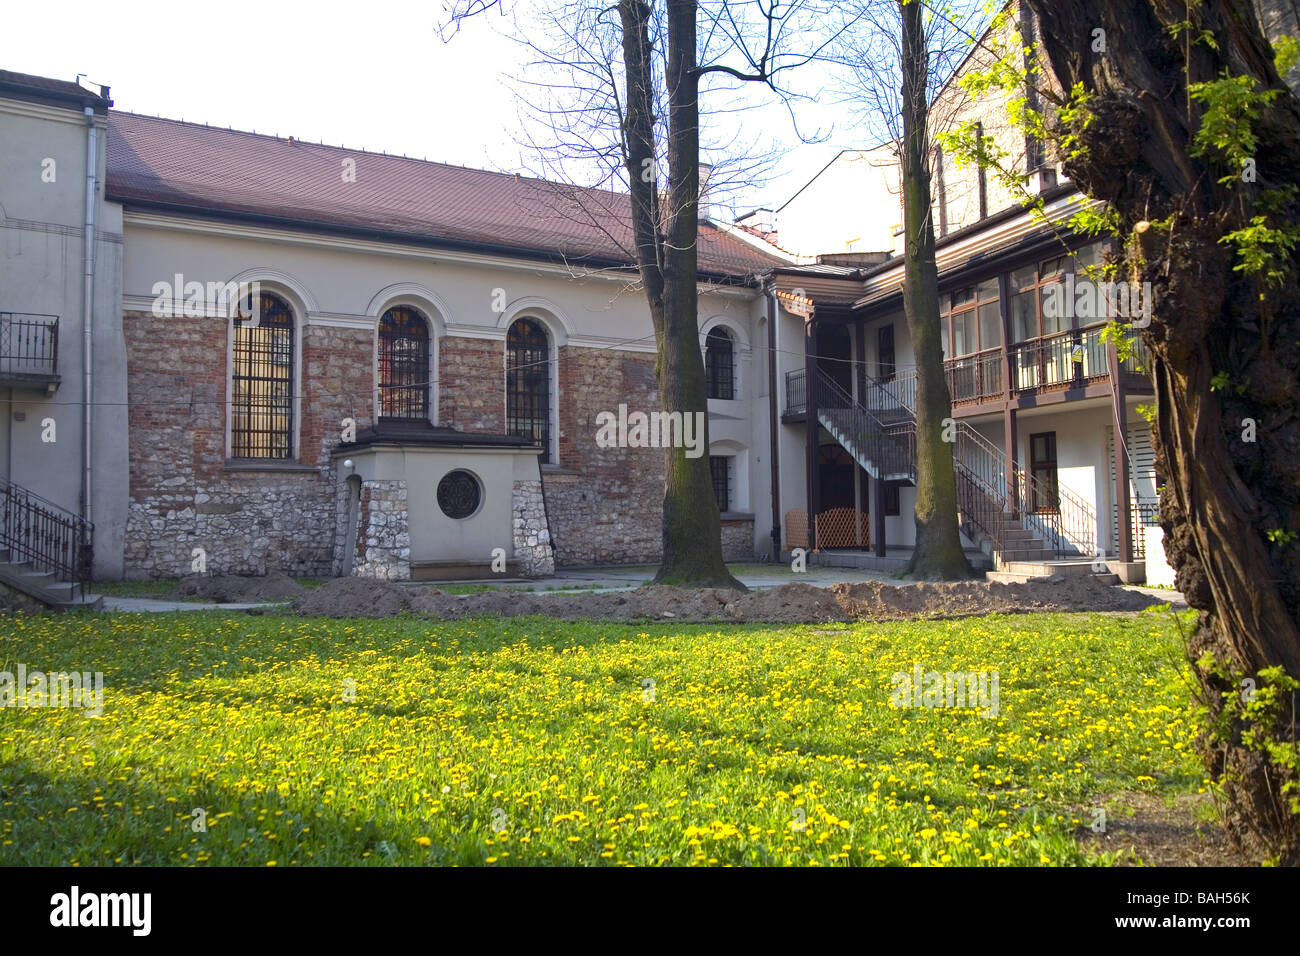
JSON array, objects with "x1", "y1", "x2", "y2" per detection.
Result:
[
  {"x1": 378, "y1": 306, "x2": 430, "y2": 420},
  {"x1": 506, "y1": 317, "x2": 552, "y2": 464},
  {"x1": 706, "y1": 327, "x2": 735, "y2": 400},
  {"x1": 231, "y1": 291, "x2": 294, "y2": 459}
]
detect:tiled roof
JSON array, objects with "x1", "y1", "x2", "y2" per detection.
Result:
[
  {"x1": 106, "y1": 111, "x2": 788, "y2": 278},
  {"x1": 0, "y1": 69, "x2": 111, "y2": 108}
]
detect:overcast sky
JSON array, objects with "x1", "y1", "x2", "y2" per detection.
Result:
[{"x1": 5, "y1": 0, "x2": 874, "y2": 217}]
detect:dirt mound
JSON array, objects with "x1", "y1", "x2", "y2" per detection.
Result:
[
  {"x1": 175, "y1": 572, "x2": 305, "y2": 603},
  {"x1": 293, "y1": 576, "x2": 408, "y2": 617},
  {"x1": 289, "y1": 574, "x2": 1166, "y2": 622},
  {"x1": 829, "y1": 576, "x2": 1159, "y2": 621}
]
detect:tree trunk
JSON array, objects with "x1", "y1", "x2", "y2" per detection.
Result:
[
  {"x1": 620, "y1": 0, "x2": 744, "y2": 589},
  {"x1": 899, "y1": 0, "x2": 973, "y2": 580},
  {"x1": 1025, "y1": 0, "x2": 1300, "y2": 862}
]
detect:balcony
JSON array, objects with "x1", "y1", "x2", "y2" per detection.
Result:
[
  {"x1": 0, "y1": 313, "x2": 60, "y2": 394},
  {"x1": 785, "y1": 327, "x2": 1151, "y2": 419}
]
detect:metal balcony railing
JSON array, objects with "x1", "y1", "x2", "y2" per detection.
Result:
[{"x1": 0, "y1": 313, "x2": 60, "y2": 378}]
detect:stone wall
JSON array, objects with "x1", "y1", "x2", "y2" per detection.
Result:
[
  {"x1": 122, "y1": 310, "x2": 373, "y2": 578},
  {"x1": 720, "y1": 518, "x2": 756, "y2": 562},
  {"x1": 354, "y1": 480, "x2": 411, "y2": 581},
  {"x1": 511, "y1": 479, "x2": 555, "y2": 576},
  {"x1": 439, "y1": 335, "x2": 504, "y2": 433},
  {"x1": 546, "y1": 347, "x2": 665, "y2": 564}
]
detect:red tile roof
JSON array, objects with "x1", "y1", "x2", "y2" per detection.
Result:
[{"x1": 106, "y1": 111, "x2": 787, "y2": 278}]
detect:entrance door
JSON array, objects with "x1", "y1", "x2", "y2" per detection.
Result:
[{"x1": 1029, "y1": 431, "x2": 1059, "y2": 513}]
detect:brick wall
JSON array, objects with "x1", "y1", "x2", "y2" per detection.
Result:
[
  {"x1": 122, "y1": 310, "x2": 373, "y2": 578},
  {"x1": 545, "y1": 346, "x2": 665, "y2": 565},
  {"x1": 439, "y1": 335, "x2": 504, "y2": 433}
]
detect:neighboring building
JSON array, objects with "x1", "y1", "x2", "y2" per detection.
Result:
[
  {"x1": 762, "y1": 2, "x2": 1160, "y2": 580},
  {"x1": 0, "y1": 70, "x2": 127, "y2": 597}
]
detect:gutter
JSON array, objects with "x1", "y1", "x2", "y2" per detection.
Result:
[
  {"x1": 767, "y1": 281, "x2": 781, "y2": 558},
  {"x1": 81, "y1": 106, "x2": 97, "y2": 531}
]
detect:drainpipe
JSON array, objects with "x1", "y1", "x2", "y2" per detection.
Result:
[
  {"x1": 82, "y1": 105, "x2": 97, "y2": 532},
  {"x1": 766, "y1": 281, "x2": 781, "y2": 559}
]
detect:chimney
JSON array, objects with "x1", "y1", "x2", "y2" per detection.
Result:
[{"x1": 698, "y1": 162, "x2": 713, "y2": 219}]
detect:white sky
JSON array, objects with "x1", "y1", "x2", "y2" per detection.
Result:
[{"x1": 3, "y1": 0, "x2": 867, "y2": 217}]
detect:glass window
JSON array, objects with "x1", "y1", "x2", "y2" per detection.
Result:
[
  {"x1": 1040, "y1": 255, "x2": 1068, "y2": 279},
  {"x1": 377, "y1": 306, "x2": 430, "y2": 420},
  {"x1": 231, "y1": 292, "x2": 294, "y2": 459},
  {"x1": 506, "y1": 318, "x2": 552, "y2": 464},
  {"x1": 710, "y1": 456, "x2": 731, "y2": 512},
  {"x1": 978, "y1": 302, "x2": 1001, "y2": 351},
  {"x1": 706, "y1": 327, "x2": 735, "y2": 400},
  {"x1": 1012, "y1": 290, "x2": 1037, "y2": 342},
  {"x1": 952, "y1": 310, "x2": 976, "y2": 356}
]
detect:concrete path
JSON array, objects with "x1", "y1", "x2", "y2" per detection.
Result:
[{"x1": 96, "y1": 597, "x2": 291, "y2": 613}]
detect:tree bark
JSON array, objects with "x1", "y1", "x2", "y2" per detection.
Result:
[
  {"x1": 899, "y1": 0, "x2": 974, "y2": 580},
  {"x1": 620, "y1": 0, "x2": 744, "y2": 589},
  {"x1": 1024, "y1": 0, "x2": 1300, "y2": 862}
]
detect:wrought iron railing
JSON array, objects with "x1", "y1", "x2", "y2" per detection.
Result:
[
  {"x1": 946, "y1": 348, "x2": 1004, "y2": 404},
  {"x1": 814, "y1": 368, "x2": 916, "y2": 482},
  {"x1": 0, "y1": 313, "x2": 59, "y2": 378},
  {"x1": 0, "y1": 476, "x2": 93, "y2": 595},
  {"x1": 1010, "y1": 326, "x2": 1112, "y2": 392},
  {"x1": 859, "y1": 369, "x2": 1100, "y2": 559},
  {"x1": 784, "y1": 368, "x2": 807, "y2": 416}
]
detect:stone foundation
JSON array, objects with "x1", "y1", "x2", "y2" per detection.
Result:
[
  {"x1": 511, "y1": 479, "x2": 555, "y2": 576},
  {"x1": 354, "y1": 479, "x2": 410, "y2": 580}
]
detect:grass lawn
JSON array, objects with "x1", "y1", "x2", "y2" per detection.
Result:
[{"x1": 0, "y1": 608, "x2": 1206, "y2": 866}]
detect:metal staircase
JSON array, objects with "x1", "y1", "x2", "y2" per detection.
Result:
[
  {"x1": 0, "y1": 477, "x2": 99, "y2": 609},
  {"x1": 812, "y1": 367, "x2": 1106, "y2": 574}
]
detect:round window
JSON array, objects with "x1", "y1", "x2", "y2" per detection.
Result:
[{"x1": 437, "y1": 469, "x2": 482, "y2": 519}]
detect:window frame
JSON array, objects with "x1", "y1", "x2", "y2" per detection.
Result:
[
  {"x1": 705, "y1": 326, "x2": 736, "y2": 400},
  {"x1": 377, "y1": 305, "x2": 432, "y2": 422},
  {"x1": 229, "y1": 291, "x2": 296, "y2": 461},
  {"x1": 505, "y1": 317, "x2": 554, "y2": 465}
]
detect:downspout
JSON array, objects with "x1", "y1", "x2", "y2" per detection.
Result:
[
  {"x1": 82, "y1": 105, "x2": 97, "y2": 531},
  {"x1": 766, "y1": 280, "x2": 781, "y2": 559}
]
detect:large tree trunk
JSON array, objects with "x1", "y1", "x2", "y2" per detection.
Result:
[
  {"x1": 899, "y1": 0, "x2": 974, "y2": 580},
  {"x1": 1025, "y1": 0, "x2": 1300, "y2": 862},
  {"x1": 620, "y1": 0, "x2": 743, "y2": 589}
]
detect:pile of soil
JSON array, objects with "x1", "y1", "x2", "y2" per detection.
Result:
[
  {"x1": 291, "y1": 575, "x2": 1165, "y2": 622},
  {"x1": 174, "y1": 572, "x2": 306, "y2": 603}
]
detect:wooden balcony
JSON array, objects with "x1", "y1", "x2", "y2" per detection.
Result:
[{"x1": 785, "y1": 327, "x2": 1151, "y2": 420}]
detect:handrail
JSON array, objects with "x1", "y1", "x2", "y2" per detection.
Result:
[
  {"x1": 814, "y1": 368, "x2": 916, "y2": 482},
  {"x1": 0, "y1": 475, "x2": 93, "y2": 594},
  {"x1": 859, "y1": 369, "x2": 1099, "y2": 558}
]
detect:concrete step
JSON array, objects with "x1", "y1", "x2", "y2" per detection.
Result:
[
  {"x1": 1000, "y1": 559, "x2": 1103, "y2": 577},
  {"x1": 995, "y1": 548, "x2": 1057, "y2": 563},
  {"x1": 0, "y1": 560, "x2": 102, "y2": 611},
  {"x1": 986, "y1": 570, "x2": 1121, "y2": 586}
]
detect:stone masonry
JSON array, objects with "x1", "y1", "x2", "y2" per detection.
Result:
[
  {"x1": 122, "y1": 309, "x2": 373, "y2": 578},
  {"x1": 546, "y1": 347, "x2": 665, "y2": 564},
  {"x1": 353, "y1": 480, "x2": 411, "y2": 580},
  {"x1": 511, "y1": 478, "x2": 555, "y2": 576}
]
